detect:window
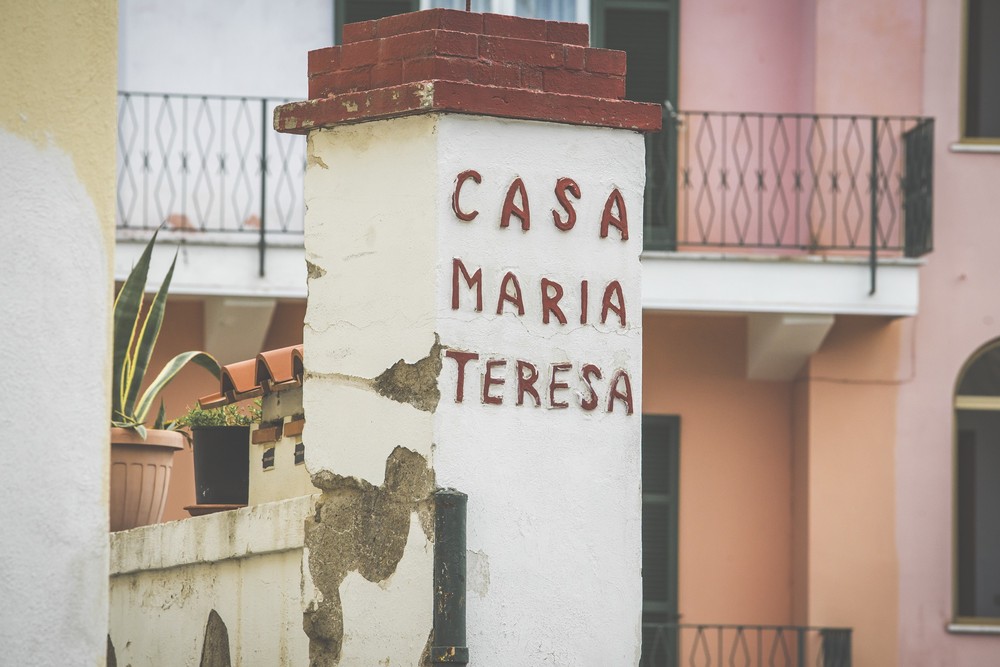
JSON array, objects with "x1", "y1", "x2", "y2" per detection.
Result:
[
  {"x1": 963, "y1": 0, "x2": 1000, "y2": 140},
  {"x1": 955, "y1": 341, "x2": 1000, "y2": 621},
  {"x1": 641, "y1": 415, "x2": 679, "y2": 663}
]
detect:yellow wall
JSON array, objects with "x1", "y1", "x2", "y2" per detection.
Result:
[
  {"x1": 644, "y1": 313, "x2": 794, "y2": 625},
  {"x1": 0, "y1": 1, "x2": 118, "y2": 663},
  {"x1": 0, "y1": 0, "x2": 118, "y2": 257}
]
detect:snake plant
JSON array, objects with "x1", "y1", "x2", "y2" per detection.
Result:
[{"x1": 112, "y1": 230, "x2": 221, "y2": 438}]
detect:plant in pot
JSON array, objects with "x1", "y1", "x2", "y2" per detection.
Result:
[
  {"x1": 174, "y1": 400, "x2": 260, "y2": 512},
  {"x1": 110, "y1": 230, "x2": 221, "y2": 531}
]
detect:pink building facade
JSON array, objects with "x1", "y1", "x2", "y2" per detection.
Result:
[{"x1": 113, "y1": 0, "x2": 1000, "y2": 664}]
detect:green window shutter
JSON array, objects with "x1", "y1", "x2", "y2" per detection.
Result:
[
  {"x1": 641, "y1": 414, "x2": 679, "y2": 620},
  {"x1": 965, "y1": 0, "x2": 1000, "y2": 139},
  {"x1": 336, "y1": 0, "x2": 420, "y2": 43}
]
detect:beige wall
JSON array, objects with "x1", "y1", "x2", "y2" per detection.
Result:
[
  {"x1": 0, "y1": 0, "x2": 118, "y2": 663},
  {"x1": 645, "y1": 313, "x2": 904, "y2": 666},
  {"x1": 644, "y1": 313, "x2": 793, "y2": 625},
  {"x1": 797, "y1": 316, "x2": 903, "y2": 667}
]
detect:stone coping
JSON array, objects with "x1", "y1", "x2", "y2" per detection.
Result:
[{"x1": 110, "y1": 495, "x2": 316, "y2": 575}]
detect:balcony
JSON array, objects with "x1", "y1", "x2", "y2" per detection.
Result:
[
  {"x1": 643, "y1": 623, "x2": 853, "y2": 667},
  {"x1": 114, "y1": 91, "x2": 307, "y2": 298},
  {"x1": 642, "y1": 109, "x2": 934, "y2": 318},
  {"x1": 114, "y1": 92, "x2": 934, "y2": 319}
]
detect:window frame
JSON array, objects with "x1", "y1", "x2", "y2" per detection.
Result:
[
  {"x1": 960, "y1": 0, "x2": 1000, "y2": 144},
  {"x1": 953, "y1": 339, "x2": 1000, "y2": 626}
]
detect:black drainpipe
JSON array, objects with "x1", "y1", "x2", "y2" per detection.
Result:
[{"x1": 431, "y1": 488, "x2": 469, "y2": 664}]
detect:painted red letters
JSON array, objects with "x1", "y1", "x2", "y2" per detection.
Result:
[
  {"x1": 445, "y1": 350, "x2": 479, "y2": 403},
  {"x1": 501, "y1": 177, "x2": 530, "y2": 231},
  {"x1": 552, "y1": 177, "x2": 581, "y2": 231},
  {"x1": 452, "y1": 258, "x2": 483, "y2": 312},
  {"x1": 452, "y1": 170, "x2": 481, "y2": 221},
  {"x1": 516, "y1": 360, "x2": 541, "y2": 407},
  {"x1": 600, "y1": 188, "x2": 629, "y2": 240},
  {"x1": 483, "y1": 359, "x2": 506, "y2": 405},
  {"x1": 540, "y1": 278, "x2": 567, "y2": 325}
]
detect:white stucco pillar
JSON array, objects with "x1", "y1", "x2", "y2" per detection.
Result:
[{"x1": 277, "y1": 9, "x2": 659, "y2": 664}]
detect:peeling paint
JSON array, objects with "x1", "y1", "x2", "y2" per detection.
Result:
[
  {"x1": 306, "y1": 260, "x2": 327, "y2": 280},
  {"x1": 308, "y1": 154, "x2": 330, "y2": 170},
  {"x1": 373, "y1": 336, "x2": 443, "y2": 413},
  {"x1": 303, "y1": 446, "x2": 435, "y2": 665},
  {"x1": 416, "y1": 82, "x2": 435, "y2": 108},
  {"x1": 343, "y1": 100, "x2": 359, "y2": 113}
]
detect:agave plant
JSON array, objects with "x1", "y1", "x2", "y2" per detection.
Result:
[{"x1": 112, "y1": 230, "x2": 221, "y2": 438}]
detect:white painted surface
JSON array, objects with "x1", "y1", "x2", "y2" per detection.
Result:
[
  {"x1": 746, "y1": 312, "x2": 835, "y2": 380},
  {"x1": 114, "y1": 232, "x2": 307, "y2": 298},
  {"x1": 642, "y1": 251, "x2": 922, "y2": 316},
  {"x1": 109, "y1": 497, "x2": 313, "y2": 664},
  {"x1": 0, "y1": 130, "x2": 110, "y2": 666},
  {"x1": 119, "y1": 0, "x2": 332, "y2": 98},
  {"x1": 303, "y1": 113, "x2": 644, "y2": 664}
]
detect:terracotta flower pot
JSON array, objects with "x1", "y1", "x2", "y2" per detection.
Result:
[{"x1": 109, "y1": 427, "x2": 184, "y2": 532}]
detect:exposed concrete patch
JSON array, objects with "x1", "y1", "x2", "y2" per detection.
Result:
[
  {"x1": 303, "y1": 446, "x2": 435, "y2": 665},
  {"x1": 372, "y1": 336, "x2": 443, "y2": 413},
  {"x1": 306, "y1": 260, "x2": 327, "y2": 280},
  {"x1": 199, "y1": 609, "x2": 232, "y2": 667}
]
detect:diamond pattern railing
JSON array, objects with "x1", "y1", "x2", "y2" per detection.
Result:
[
  {"x1": 116, "y1": 92, "x2": 305, "y2": 239},
  {"x1": 645, "y1": 109, "x2": 934, "y2": 259},
  {"x1": 643, "y1": 623, "x2": 852, "y2": 667}
]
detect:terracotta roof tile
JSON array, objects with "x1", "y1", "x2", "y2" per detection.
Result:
[{"x1": 198, "y1": 345, "x2": 304, "y2": 409}]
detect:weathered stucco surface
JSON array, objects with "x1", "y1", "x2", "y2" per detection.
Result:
[
  {"x1": 303, "y1": 112, "x2": 644, "y2": 664},
  {"x1": 305, "y1": 447, "x2": 435, "y2": 665},
  {"x1": 0, "y1": 1, "x2": 117, "y2": 664}
]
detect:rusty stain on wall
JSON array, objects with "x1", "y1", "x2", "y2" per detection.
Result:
[{"x1": 303, "y1": 446, "x2": 435, "y2": 665}]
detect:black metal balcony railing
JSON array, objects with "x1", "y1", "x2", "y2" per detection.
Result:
[
  {"x1": 115, "y1": 92, "x2": 934, "y2": 283},
  {"x1": 644, "y1": 109, "x2": 934, "y2": 263},
  {"x1": 643, "y1": 623, "x2": 852, "y2": 667},
  {"x1": 116, "y1": 92, "x2": 306, "y2": 274}
]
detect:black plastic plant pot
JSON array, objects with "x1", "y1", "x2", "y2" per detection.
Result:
[{"x1": 191, "y1": 426, "x2": 250, "y2": 505}]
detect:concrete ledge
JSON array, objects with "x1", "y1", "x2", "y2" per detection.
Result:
[
  {"x1": 110, "y1": 495, "x2": 317, "y2": 575},
  {"x1": 642, "y1": 251, "x2": 923, "y2": 316},
  {"x1": 114, "y1": 232, "x2": 307, "y2": 299}
]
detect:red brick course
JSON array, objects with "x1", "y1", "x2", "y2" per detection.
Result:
[{"x1": 285, "y1": 8, "x2": 659, "y2": 133}]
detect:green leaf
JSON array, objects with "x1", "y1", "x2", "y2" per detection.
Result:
[
  {"x1": 134, "y1": 351, "x2": 222, "y2": 425},
  {"x1": 112, "y1": 229, "x2": 159, "y2": 421},
  {"x1": 153, "y1": 400, "x2": 167, "y2": 430},
  {"x1": 123, "y1": 250, "x2": 178, "y2": 418}
]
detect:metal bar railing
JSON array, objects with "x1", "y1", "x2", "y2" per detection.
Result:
[
  {"x1": 645, "y1": 108, "x2": 934, "y2": 261},
  {"x1": 642, "y1": 623, "x2": 852, "y2": 667},
  {"x1": 115, "y1": 92, "x2": 307, "y2": 273}
]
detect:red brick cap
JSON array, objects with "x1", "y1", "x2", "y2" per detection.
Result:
[{"x1": 278, "y1": 8, "x2": 661, "y2": 133}]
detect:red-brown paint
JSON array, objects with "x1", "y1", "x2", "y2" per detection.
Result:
[
  {"x1": 580, "y1": 280, "x2": 589, "y2": 325},
  {"x1": 516, "y1": 360, "x2": 541, "y2": 407},
  {"x1": 497, "y1": 271, "x2": 526, "y2": 315},
  {"x1": 452, "y1": 258, "x2": 483, "y2": 311},
  {"x1": 580, "y1": 363, "x2": 603, "y2": 411},
  {"x1": 452, "y1": 169, "x2": 482, "y2": 221},
  {"x1": 548, "y1": 362, "x2": 572, "y2": 409},
  {"x1": 601, "y1": 280, "x2": 627, "y2": 327},
  {"x1": 607, "y1": 369, "x2": 634, "y2": 415},
  {"x1": 483, "y1": 359, "x2": 506, "y2": 405},
  {"x1": 444, "y1": 350, "x2": 479, "y2": 403},
  {"x1": 552, "y1": 177, "x2": 581, "y2": 231},
  {"x1": 501, "y1": 177, "x2": 530, "y2": 231},
  {"x1": 600, "y1": 188, "x2": 629, "y2": 240},
  {"x1": 540, "y1": 277, "x2": 567, "y2": 325}
]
